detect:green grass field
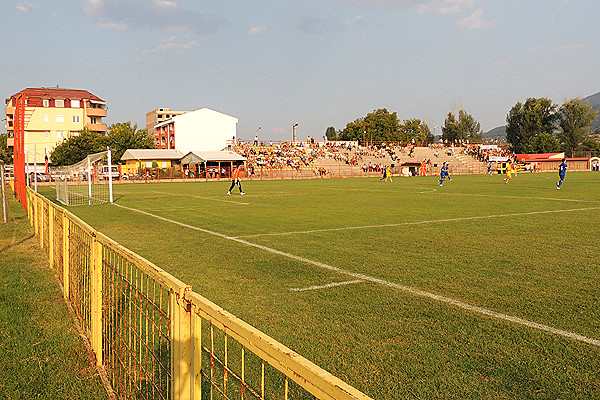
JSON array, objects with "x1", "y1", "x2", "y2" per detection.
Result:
[
  {"x1": 0, "y1": 191, "x2": 107, "y2": 399},
  {"x1": 41, "y1": 171, "x2": 600, "y2": 399}
]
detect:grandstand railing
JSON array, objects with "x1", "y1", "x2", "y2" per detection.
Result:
[
  {"x1": 25, "y1": 187, "x2": 372, "y2": 400},
  {"x1": 104, "y1": 163, "x2": 494, "y2": 183}
]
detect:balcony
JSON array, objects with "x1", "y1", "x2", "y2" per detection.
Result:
[
  {"x1": 86, "y1": 123, "x2": 107, "y2": 133},
  {"x1": 86, "y1": 107, "x2": 107, "y2": 117},
  {"x1": 7, "y1": 137, "x2": 14, "y2": 147}
]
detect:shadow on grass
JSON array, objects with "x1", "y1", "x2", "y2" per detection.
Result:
[{"x1": 0, "y1": 233, "x2": 35, "y2": 254}]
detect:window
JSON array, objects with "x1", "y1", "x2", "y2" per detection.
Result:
[
  {"x1": 43, "y1": 99, "x2": 50, "y2": 107},
  {"x1": 90, "y1": 117, "x2": 98, "y2": 124},
  {"x1": 45, "y1": 131, "x2": 50, "y2": 139},
  {"x1": 56, "y1": 131, "x2": 63, "y2": 139},
  {"x1": 56, "y1": 115, "x2": 64, "y2": 123},
  {"x1": 70, "y1": 100, "x2": 80, "y2": 108},
  {"x1": 24, "y1": 131, "x2": 29, "y2": 138},
  {"x1": 72, "y1": 115, "x2": 80, "y2": 123},
  {"x1": 44, "y1": 115, "x2": 49, "y2": 123},
  {"x1": 55, "y1": 99, "x2": 64, "y2": 107}
]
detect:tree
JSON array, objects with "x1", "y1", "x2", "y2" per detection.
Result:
[
  {"x1": 442, "y1": 109, "x2": 482, "y2": 143},
  {"x1": 529, "y1": 131, "x2": 561, "y2": 153},
  {"x1": 50, "y1": 128, "x2": 106, "y2": 166},
  {"x1": 341, "y1": 108, "x2": 401, "y2": 142},
  {"x1": 457, "y1": 109, "x2": 482, "y2": 142},
  {"x1": 0, "y1": 133, "x2": 12, "y2": 164},
  {"x1": 506, "y1": 97, "x2": 558, "y2": 154},
  {"x1": 557, "y1": 98, "x2": 599, "y2": 157},
  {"x1": 441, "y1": 112, "x2": 460, "y2": 142},
  {"x1": 399, "y1": 119, "x2": 433, "y2": 143},
  {"x1": 106, "y1": 122, "x2": 155, "y2": 162},
  {"x1": 325, "y1": 126, "x2": 338, "y2": 141}
]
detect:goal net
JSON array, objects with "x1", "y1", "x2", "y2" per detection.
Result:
[{"x1": 53, "y1": 150, "x2": 115, "y2": 206}]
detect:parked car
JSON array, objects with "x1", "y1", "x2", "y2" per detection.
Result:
[
  {"x1": 28, "y1": 172, "x2": 51, "y2": 182},
  {"x1": 98, "y1": 165, "x2": 120, "y2": 180}
]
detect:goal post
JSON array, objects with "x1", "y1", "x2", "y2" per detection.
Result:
[{"x1": 52, "y1": 150, "x2": 115, "y2": 206}]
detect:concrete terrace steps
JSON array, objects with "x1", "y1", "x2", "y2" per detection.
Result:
[{"x1": 236, "y1": 144, "x2": 488, "y2": 175}]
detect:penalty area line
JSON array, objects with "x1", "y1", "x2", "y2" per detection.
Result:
[
  {"x1": 233, "y1": 206, "x2": 600, "y2": 239},
  {"x1": 112, "y1": 203, "x2": 600, "y2": 348},
  {"x1": 152, "y1": 191, "x2": 249, "y2": 205},
  {"x1": 290, "y1": 280, "x2": 364, "y2": 292}
]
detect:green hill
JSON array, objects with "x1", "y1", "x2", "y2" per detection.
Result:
[
  {"x1": 581, "y1": 92, "x2": 600, "y2": 133},
  {"x1": 483, "y1": 125, "x2": 506, "y2": 142}
]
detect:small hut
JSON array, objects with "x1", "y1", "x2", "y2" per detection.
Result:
[{"x1": 180, "y1": 150, "x2": 246, "y2": 179}]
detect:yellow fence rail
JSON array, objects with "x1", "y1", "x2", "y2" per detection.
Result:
[{"x1": 26, "y1": 188, "x2": 372, "y2": 400}]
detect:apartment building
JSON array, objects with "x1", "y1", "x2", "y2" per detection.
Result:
[
  {"x1": 154, "y1": 108, "x2": 238, "y2": 153},
  {"x1": 5, "y1": 86, "x2": 107, "y2": 163},
  {"x1": 146, "y1": 108, "x2": 188, "y2": 139}
]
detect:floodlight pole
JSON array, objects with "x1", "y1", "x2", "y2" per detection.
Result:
[{"x1": 107, "y1": 146, "x2": 114, "y2": 203}]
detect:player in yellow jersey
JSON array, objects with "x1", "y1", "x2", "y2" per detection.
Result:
[
  {"x1": 503, "y1": 161, "x2": 514, "y2": 184},
  {"x1": 384, "y1": 165, "x2": 393, "y2": 182}
]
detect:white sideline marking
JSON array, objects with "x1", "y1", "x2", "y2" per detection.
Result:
[
  {"x1": 152, "y1": 191, "x2": 250, "y2": 205},
  {"x1": 432, "y1": 192, "x2": 598, "y2": 203},
  {"x1": 112, "y1": 203, "x2": 600, "y2": 348},
  {"x1": 290, "y1": 280, "x2": 364, "y2": 292},
  {"x1": 234, "y1": 206, "x2": 600, "y2": 239},
  {"x1": 321, "y1": 185, "x2": 598, "y2": 203}
]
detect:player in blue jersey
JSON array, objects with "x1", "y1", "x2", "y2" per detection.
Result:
[
  {"x1": 438, "y1": 162, "x2": 449, "y2": 186},
  {"x1": 556, "y1": 158, "x2": 568, "y2": 189}
]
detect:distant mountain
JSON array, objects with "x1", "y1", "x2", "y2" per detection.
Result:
[
  {"x1": 582, "y1": 91, "x2": 600, "y2": 107},
  {"x1": 581, "y1": 92, "x2": 600, "y2": 133},
  {"x1": 483, "y1": 125, "x2": 506, "y2": 141}
]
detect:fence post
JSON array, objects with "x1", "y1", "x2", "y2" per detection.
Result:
[
  {"x1": 31, "y1": 192, "x2": 37, "y2": 232},
  {"x1": 48, "y1": 204, "x2": 54, "y2": 268},
  {"x1": 90, "y1": 234, "x2": 103, "y2": 366},
  {"x1": 62, "y1": 211, "x2": 70, "y2": 299},
  {"x1": 193, "y1": 310, "x2": 202, "y2": 399},
  {"x1": 26, "y1": 190, "x2": 32, "y2": 225},
  {"x1": 172, "y1": 288, "x2": 193, "y2": 400},
  {"x1": 38, "y1": 196, "x2": 43, "y2": 248}
]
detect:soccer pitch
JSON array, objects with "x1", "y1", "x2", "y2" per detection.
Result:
[{"x1": 42, "y1": 172, "x2": 600, "y2": 399}]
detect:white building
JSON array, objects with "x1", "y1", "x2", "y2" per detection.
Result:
[{"x1": 154, "y1": 108, "x2": 238, "y2": 153}]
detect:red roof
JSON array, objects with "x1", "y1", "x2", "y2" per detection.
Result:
[
  {"x1": 516, "y1": 153, "x2": 564, "y2": 161},
  {"x1": 10, "y1": 87, "x2": 104, "y2": 103}
]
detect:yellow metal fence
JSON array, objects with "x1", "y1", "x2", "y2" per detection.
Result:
[{"x1": 26, "y1": 188, "x2": 372, "y2": 400}]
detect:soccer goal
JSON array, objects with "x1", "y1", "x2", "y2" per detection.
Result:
[{"x1": 53, "y1": 150, "x2": 115, "y2": 206}]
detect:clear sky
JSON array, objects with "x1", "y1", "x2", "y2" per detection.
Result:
[{"x1": 3, "y1": 0, "x2": 600, "y2": 141}]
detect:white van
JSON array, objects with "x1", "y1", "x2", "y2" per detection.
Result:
[{"x1": 98, "y1": 165, "x2": 120, "y2": 180}]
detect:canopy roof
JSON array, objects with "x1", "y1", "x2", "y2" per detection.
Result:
[
  {"x1": 120, "y1": 149, "x2": 184, "y2": 161},
  {"x1": 181, "y1": 150, "x2": 246, "y2": 164}
]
